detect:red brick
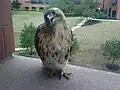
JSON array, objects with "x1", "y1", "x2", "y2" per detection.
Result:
[
  {"x1": 1, "y1": 0, "x2": 12, "y2": 26},
  {"x1": 0, "y1": 0, "x2": 3, "y2": 26},
  {"x1": 3, "y1": 26, "x2": 15, "y2": 56}
]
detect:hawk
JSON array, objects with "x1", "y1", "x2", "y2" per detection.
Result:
[{"x1": 34, "y1": 7, "x2": 73, "y2": 80}]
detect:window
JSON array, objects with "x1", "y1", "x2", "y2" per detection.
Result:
[
  {"x1": 32, "y1": 7, "x2": 36, "y2": 11},
  {"x1": 31, "y1": 0, "x2": 43, "y2": 4},
  {"x1": 112, "y1": 0, "x2": 117, "y2": 5},
  {"x1": 39, "y1": 7, "x2": 44, "y2": 11},
  {"x1": 112, "y1": 10, "x2": 116, "y2": 18},
  {"x1": 25, "y1": 0, "x2": 31, "y2": 3},
  {"x1": 25, "y1": 7, "x2": 29, "y2": 10}
]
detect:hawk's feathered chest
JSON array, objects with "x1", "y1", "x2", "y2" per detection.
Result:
[{"x1": 35, "y1": 22, "x2": 72, "y2": 69}]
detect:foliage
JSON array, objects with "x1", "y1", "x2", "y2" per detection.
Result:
[
  {"x1": 73, "y1": 4, "x2": 88, "y2": 16},
  {"x1": 81, "y1": 0, "x2": 99, "y2": 9},
  {"x1": 12, "y1": 0, "x2": 21, "y2": 10},
  {"x1": 82, "y1": 9, "x2": 97, "y2": 18},
  {"x1": 71, "y1": 36, "x2": 80, "y2": 54},
  {"x1": 48, "y1": 0, "x2": 100, "y2": 17},
  {"x1": 101, "y1": 38, "x2": 120, "y2": 65},
  {"x1": 20, "y1": 22, "x2": 36, "y2": 55},
  {"x1": 95, "y1": 12, "x2": 107, "y2": 19},
  {"x1": 46, "y1": 0, "x2": 75, "y2": 14},
  {"x1": 81, "y1": 0, "x2": 100, "y2": 18}
]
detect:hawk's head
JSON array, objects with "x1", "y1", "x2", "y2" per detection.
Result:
[{"x1": 44, "y1": 7, "x2": 66, "y2": 28}]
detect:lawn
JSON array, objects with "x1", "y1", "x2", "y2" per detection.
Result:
[
  {"x1": 71, "y1": 20, "x2": 120, "y2": 73},
  {"x1": 12, "y1": 11, "x2": 83, "y2": 46},
  {"x1": 12, "y1": 11, "x2": 44, "y2": 32}
]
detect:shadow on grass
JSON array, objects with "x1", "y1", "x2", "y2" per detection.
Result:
[
  {"x1": 106, "y1": 64, "x2": 120, "y2": 71},
  {"x1": 81, "y1": 20, "x2": 101, "y2": 27}
]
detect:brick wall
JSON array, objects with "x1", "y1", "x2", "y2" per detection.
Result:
[{"x1": 0, "y1": 0, "x2": 15, "y2": 63}]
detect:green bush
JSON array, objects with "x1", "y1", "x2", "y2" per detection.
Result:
[
  {"x1": 71, "y1": 36, "x2": 80, "y2": 54},
  {"x1": 20, "y1": 22, "x2": 36, "y2": 55},
  {"x1": 73, "y1": 4, "x2": 88, "y2": 16},
  {"x1": 46, "y1": 0, "x2": 74, "y2": 14},
  {"x1": 12, "y1": 0, "x2": 21, "y2": 10},
  {"x1": 95, "y1": 12, "x2": 107, "y2": 19},
  {"x1": 101, "y1": 38, "x2": 120, "y2": 65}
]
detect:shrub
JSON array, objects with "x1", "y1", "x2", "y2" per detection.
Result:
[
  {"x1": 20, "y1": 22, "x2": 36, "y2": 55},
  {"x1": 95, "y1": 12, "x2": 107, "y2": 19},
  {"x1": 12, "y1": 0, "x2": 21, "y2": 10},
  {"x1": 71, "y1": 36, "x2": 80, "y2": 54},
  {"x1": 73, "y1": 4, "x2": 88, "y2": 16},
  {"x1": 101, "y1": 38, "x2": 120, "y2": 66}
]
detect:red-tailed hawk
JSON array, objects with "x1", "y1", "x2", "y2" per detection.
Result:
[{"x1": 34, "y1": 7, "x2": 73, "y2": 80}]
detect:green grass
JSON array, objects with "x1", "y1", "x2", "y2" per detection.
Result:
[
  {"x1": 12, "y1": 11, "x2": 44, "y2": 32},
  {"x1": 12, "y1": 11, "x2": 83, "y2": 31},
  {"x1": 71, "y1": 21, "x2": 120, "y2": 73}
]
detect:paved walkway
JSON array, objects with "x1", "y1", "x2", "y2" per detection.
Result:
[
  {"x1": 0, "y1": 55, "x2": 120, "y2": 90},
  {"x1": 71, "y1": 18, "x2": 88, "y2": 31},
  {"x1": 91, "y1": 18, "x2": 120, "y2": 22}
]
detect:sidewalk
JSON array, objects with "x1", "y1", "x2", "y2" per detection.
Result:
[{"x1": 72, "y1": 18, "x2": 88, "y2": 31}]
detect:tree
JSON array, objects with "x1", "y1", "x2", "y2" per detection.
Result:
[
  {"x1": 73, "y1": 4, "x2": 88, "y2": 16},
  {"x1": 82, "y1": 9, "x2": 97, "y2": 18},
  {"x1": 81, "y1": 0, "x2": 99, "y2": 9},
  {"x1": 47, "y1": 0, "x2": 75, "y2": 14},
  {"x1": 101, "y1": 38, "x2": 120, "y2": 70},
  {"x1": 12, "y1": 0, "x2": 21, "y2": 10},
  {"x1": 20, "y1": 23, "x2": 36, "y2": 55},
  {"x1": 81, "y1": 0, "x2": 100, "y2": 18},
  {"x1": 48, "y1": 0, "x2": 99, "y2": 17}
]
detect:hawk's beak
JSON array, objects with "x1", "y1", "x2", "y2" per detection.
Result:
[{"x1": 47, "y1": 14, "x2": 55, "y2": 26}]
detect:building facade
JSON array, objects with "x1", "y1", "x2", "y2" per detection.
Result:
[
  {"x1": 18, "y1": 0, "x2": 49, "y2": 11},
  {"x1": 15, "y1": 0, "x2": 80, "y2": 11},
  {"x1": 100, "y1": 0, "x2": 120, "y2": 19}
]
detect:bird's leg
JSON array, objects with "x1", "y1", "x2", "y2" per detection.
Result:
[
  {"x1": 48, "y1": 70, "x2": 55, "y2": 77},
  {"x1": 43, "y1": 67, "x2": 55, "y2": 77},
  {"x1": 58, "y1": 70, "x2": 72, "y2": 80}
]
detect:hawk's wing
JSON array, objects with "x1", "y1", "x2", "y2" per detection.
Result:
[{"x1": 34, "y1": 23, "x2": 45, "y2": 61}]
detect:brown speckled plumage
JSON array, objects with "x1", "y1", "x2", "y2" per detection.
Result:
[{"x1": 35, "y1": 22, "x2": 72, "y2": 69}]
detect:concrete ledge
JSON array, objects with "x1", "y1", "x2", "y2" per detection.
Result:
[{"x1": 0, "y1": 55, "x2": 120, "y2": 90}]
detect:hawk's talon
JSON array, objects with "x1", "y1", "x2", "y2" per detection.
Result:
[
  {"x1": 63, "y1": 72, "x2": 72, "y2": 80},
  {"x1": 49, "y1": 71, "x2": 54, "y2": 77},
  {"x1": 58, "y1": 71, "x2": 72, "y2": 80}
]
